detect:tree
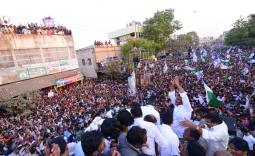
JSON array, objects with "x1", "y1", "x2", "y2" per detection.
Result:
[
  {"x1": 143, "y1": 9, "x2": 182, "y2": 50},
  {"x1": 225, "y1": 15, "x2": 255, "y2": 46},
  {"x1": 0, "y1": 90, "x2": 42, "y2": 115},
  {"x1": 178, "y1": 34, "x2": 193, "y2": 46},
  {"x1": 166, "y1": 31, "x2": 199, "y2": 55},
  {"x1": 187, "y1": 31, "x2": 200, "y2": 47},
  {"x1": 121, "y1": 39, "x2": 159, "y2": 63},
  {"x1": 103, "y1": 60, "x2": 126, "y2": 79}
]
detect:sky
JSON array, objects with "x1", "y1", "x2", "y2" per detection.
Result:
[{"x1": 0, "y1": 0, "x2": 254, "y2": 49}]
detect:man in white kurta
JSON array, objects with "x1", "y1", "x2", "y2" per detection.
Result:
[
  {"x1": 158, "y1": 124, "x2": 180, "y2": 156},
  {"x1": 180, "y1": 112, "x2": 229, "y2": 156},
  {"x1": 131, "y1": 105, "x2": 168, "y2": 156},
  {"x1": 158, "y1": 108, "x2": 180, "y2": 156},
  {"x1": 168, "y1": 76, "x2": 193, "y2": 138}
]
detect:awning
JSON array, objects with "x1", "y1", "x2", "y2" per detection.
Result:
[{"x1": 55, "y1": 73, "x2": 84, "y2": 87}]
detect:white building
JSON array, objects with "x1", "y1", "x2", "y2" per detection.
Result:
[{"x1": 108, "y1": 21, "x2": 143, "y2": 45}]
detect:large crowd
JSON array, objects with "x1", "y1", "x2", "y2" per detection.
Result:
[
  {"x1": 0, "y1": 17, "x2": 72, "y2": 35},
  {"x1": 0, "y1": 46, "x2": 255, "y2": 156}
]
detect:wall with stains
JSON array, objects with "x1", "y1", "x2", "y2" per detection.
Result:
[{"x1": 0, "y1": 34, "x2": 78, "y2": 86}]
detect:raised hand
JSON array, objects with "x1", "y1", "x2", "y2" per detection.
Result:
[{"x1": 174, "y1": 76, "x2": 180, "y2": 86}]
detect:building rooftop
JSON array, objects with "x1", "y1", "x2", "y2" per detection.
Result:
[{"x1": 108, "y1": 21, "x2": 143, "y2": 39}]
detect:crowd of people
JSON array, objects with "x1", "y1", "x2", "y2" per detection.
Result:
[
  {"x1": 0, "y1": 17, "x2": 72, "y2": 35},
  {"x1": 0, "y1": 46, "x2": 255, "y2": 156}
]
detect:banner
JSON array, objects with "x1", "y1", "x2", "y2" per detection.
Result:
[
  {"x1": 128, "y1": 71, "x2": 136, "y2": 96},
  {"x1": 55, "y1": 73, "x2": 84, "y2": 87},
  {"x1": 43, "y1": 17, "x2": 55, "y2": 27},
  {"x1": 56, "y1": 79, "x2": 66, "y2": 87},
  {"x1": 18, "y1": 70, "x2": 30, "y2": 80},
  {"x1": 28, "y1": 67, "x2": 47, "y2": 78},
  {"x1": 48, "y1": 67, "x2": 61, "y2": 74},
  {"x1": 65, "y1": 77, "x2": 76, "y2": 85}
]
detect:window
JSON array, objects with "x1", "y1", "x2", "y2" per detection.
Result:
[
  {"x1": 87, "y1": 58, "x2": 92, "y2": 65},
  {"x1": 82, "y1": 59, "x2": 86, "y2": 66}
]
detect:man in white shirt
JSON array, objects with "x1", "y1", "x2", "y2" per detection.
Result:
[
  {"x1": 180, "y1": 112, "x2": 229, "y2": 156},
  {"x1": 75, "y1": 141, "x2": 84, "y2": 156},
  {"x1": 241, "y1": 127, "x2": 255, "y2": 151},
  {"x1": 158, "y1": 108, "x2": 180, "y2": 156},
  {"x1": 131, "y1": 104, "x2": 168, "y2": 156},
  {"x1": 127, "y1": 105, "x2": 160, "y2": 125},
  {"x1": 168, "y1": 76, "x2": 193, "y2": 139},
  {"x1": 141, "y1": 105, "x2": 161, "y2": 125}
]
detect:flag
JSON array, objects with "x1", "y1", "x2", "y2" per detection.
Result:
[
  {"x1": 163, "y1": 62, "x2": 168, "y2": 73},
  {"x1": 241, "y1": 67, "x2": 249, "y2": 75},
  {"x1": 227, "y1": 47, "x2": 232, "y2": 54},
  {"x1": 220, "y1": 59, "x2": 232, "y2": 69},
  {"x1": 137, "y1": 62, "x2": 141, "y2": 69},
  {"x1": 200, "y1": 49, "x2": 208, "y2": 62},
  {"x1": 244, "y1": 53, "x2": 250, "y2": 61},
  {"x1": 149, "y1": 63, "x2": 154, "y2": 68},
  {"x1": 201, "y1": 56, "x2": 205, "y2": 62},
  {"x1": 211, "y1": 53, "x2": 220, "y2": 68},
  {"x1": 249, "y1": 59, "x2": 255, "y2": 64},
  {"x1": 183, "y1": 66, "x2": 195, "y2": 71},
  {"x1": 223, "y1": 75, "x2": 231, "y2": 82},
  {"x1": 184, "y1": 59, "x2": 188, "y2": 65},
  {"x1": 128, "y1": 71, "x2": 136, "y2": 96},
  {"x1": 249, "y1": 53, "x2": 255, "y2": 59},
  {"x1": 226, "y1": 54, "x2": 230, "y2": 59},
  {"x1": 174, "y1": 66, "x2": 181, "y2": 71},
  {"x1": 211, "y1": 53, "x2": 217, "y2": 60},
  {"x1": 144, "y1": 63, "x2": 148, "y2": 72},
  {"x1": 43, "y1": 17, "x2": 55, "y2": 27},
  {"x1": 220, "y1": 64, "x2": 232, "y2": 69},
  {"x1": 203, "y1": 81, "x2": 221, "y2": 107},
  {"x1": 220, "y1": 58, "x2": 230, "y2": 64},
  {"x1": 192, "y1": 70, "x2": 204, "y2": 79},
  {"x1": 192, "y1": 51, "x2": 198, "y2": 63}
]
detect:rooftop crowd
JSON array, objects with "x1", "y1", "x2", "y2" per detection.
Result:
[
  {"x1": 94, "y1": 40, "x2": 112, "y2": 47},
  {"x1": 0, "y1": 46, "x2": 255, "y2": 156},
  {"x1": 0, "y1": 17, "x2": 72, "y2": 35}
]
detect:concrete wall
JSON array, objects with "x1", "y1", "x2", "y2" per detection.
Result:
[
  {"x1": 76, "y1": 46, "x2": 98, "y2": 78},
  {"x1": 0, "y1": 34, "x2": 78, "y2": 85},
  {"x1": 76, "y1": 46, "x2": 121, "y2": 78},
  {"x1": 94, "y1": 46, "x2": 121, "y2": 63}
]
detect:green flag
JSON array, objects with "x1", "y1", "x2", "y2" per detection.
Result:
[{"x1": 203, "y1": 82, "x2": 221, "y2": 107}]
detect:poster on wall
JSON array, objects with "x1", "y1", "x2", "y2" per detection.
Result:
[
  {"x1": 59, "y1": 59, "x2": 78, "y2": 72},
  {"x1": 59, "y1": 60, "x2": 68, "y2": 66},
  {"x1": 48, "y1": 67, "x2": 61, "y2": 74},
  {"x1": 46, "y1": 61, "x2": 61, "y2": 74},
  {"x1": 18, "y1": 70, "x2": 30, "y2": 80},
  {"x1": 59, "y1": 60, "x2": 69, "y2": 72},
  {"x1": 67, "y1": 59, "x2": 79, "y2": 70},
  {"x1": 28, "y1": 67, "x2": 47, "y2": 78}
]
